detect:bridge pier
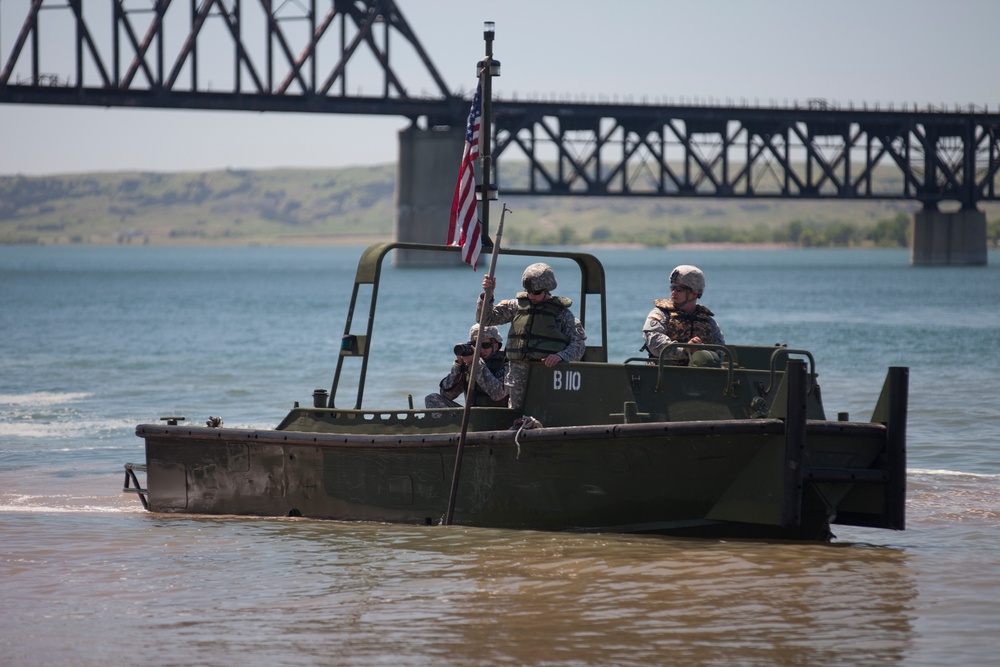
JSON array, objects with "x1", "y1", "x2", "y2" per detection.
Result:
[
  {"x1": 394, "y1": 125, "x2": 466, "y2": 266},
  {"x1": 911, "y1": 207, "x2": 988, "y2": 266}
]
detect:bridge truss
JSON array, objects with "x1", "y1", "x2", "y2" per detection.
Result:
[
  {"x1": 0, "y1": 0, "x2": 464, "y2": 120},
  {"x1": 2, "y1": 0, "x2": 999, "y2": 208},
  {"x1": 494, "y1": 102, "x2": 1000, "y2": 207}
]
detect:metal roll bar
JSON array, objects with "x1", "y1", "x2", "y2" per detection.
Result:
[
  {"x1": 765, "y1": 348, "x2": 817, "y2": 395},
  {"x1": 644, "y1": 343, "x2": 739, "y2": 396}
]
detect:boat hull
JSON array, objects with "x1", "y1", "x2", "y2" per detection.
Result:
[
  {"x1": 136, "y1": 417, "x2": 891, "y2": 541},
  {"x1": 124, "y1": 242, "x2": 908, "y2": 542}
]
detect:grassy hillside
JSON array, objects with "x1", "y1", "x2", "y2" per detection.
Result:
[
  {"x1": 2, "y1": 165, "x2": 997, "y2": 246},
  {"x1": 0, "y1": 167, "x2": 396, "y2": 245}
]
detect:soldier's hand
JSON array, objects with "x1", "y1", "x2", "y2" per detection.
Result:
[
  {"x1": 482, "y1": 275, "x2": 496, "y2": 291},
  {"x1": 543, "y1": 353, "x2": 562, "y2": 367}
]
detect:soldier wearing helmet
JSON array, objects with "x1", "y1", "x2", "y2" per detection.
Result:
[
  {"x1": 642, "y1": 264, "x2": 725, "y2": 366},
  {"x1": 478, "y1": 263, "x2": 587, "y2": 410},
  {"x1": 425, "y1": 323, "x2": 509, "y2": 409}
]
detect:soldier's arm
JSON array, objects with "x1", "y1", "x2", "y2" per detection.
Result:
[
  {"x1": 642, "y1": 310, "x2": 686, "y2": 359},
  {"x1": 712, "y1": 319, "x2": 725, "y2": 345},
  {"x1": 439, "y1": 362, "x2": 467, "y2": 400},
  {"x1": 476, "y1": 294, "x2": 516, "y2": 326},
  {"x1": 556, "y1": 310, "x2": 588, "y2": 362}
]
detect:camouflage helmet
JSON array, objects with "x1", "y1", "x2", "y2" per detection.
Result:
[
  {"x1": 522, "y1": 263, "x2": 557, "y2": 292},
  {"x1": 469, "y1": 323, "x2": 503, "y2": 345},
  {"x1": 669, "y1": 264, "x2": 705, "y2": 298}
]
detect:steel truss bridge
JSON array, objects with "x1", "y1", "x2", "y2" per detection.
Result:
[{"x1": 2, "y1": 0, "x2": 1000, "y2": 209}]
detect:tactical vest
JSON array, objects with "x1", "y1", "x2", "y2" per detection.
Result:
[
  {"x1": 649, "y1": 299, "x2": 721, "y2": 362},
  {"x1": 468, "y1": 352, "x2": 509, "y2": 407},
  {"x1": 505, "y1": 294, "x2": 573, "y2": 361}
]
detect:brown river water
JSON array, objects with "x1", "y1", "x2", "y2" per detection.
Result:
[{"x1": 2, "y1": 468, "x2": 998, "y2": 666}]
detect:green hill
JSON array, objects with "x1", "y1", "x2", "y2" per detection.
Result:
[
  {"x1": 0, "y1": 167, "x2": 396, "y2": 245},
  {"x1": 2, "y1": 165, "x2": 998, "y2": 247}
]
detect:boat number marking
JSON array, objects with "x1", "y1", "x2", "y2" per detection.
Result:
[{"x1": 553, "y1": 369, "x2": 582, "y2": 391}]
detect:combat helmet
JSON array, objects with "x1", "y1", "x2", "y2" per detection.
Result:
[
  {"x1": 469, "y1": 323, "x2": 503, "y2": 345},
  {"x1": 522, "y1": 263, "x2": 557, "y2": 292},
  {"x1": 669, "y1": 265, "x2": 705, "y2": 298}
]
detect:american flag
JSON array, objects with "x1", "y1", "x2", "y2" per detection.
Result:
[{"x1": 447, "y1": 80, "x2": 483, "y2": 269}]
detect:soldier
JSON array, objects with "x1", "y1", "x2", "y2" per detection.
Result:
[
  {"x1": 478, "y1": 263, "x2": 587, "y2": 410},
  {"x1": 642, "y1": 264, "x2": 725, "y2": 366},
  {"x1": 424, "y1": 324, "x2": 509, "y2": 409}
]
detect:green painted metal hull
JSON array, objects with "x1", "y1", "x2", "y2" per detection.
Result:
[
  {"x1": 128, "y1": 243, "x2": 907, "y2": 542},
  {"x1": 134, "y1": 361, "x2": 905, "y2": 541}
]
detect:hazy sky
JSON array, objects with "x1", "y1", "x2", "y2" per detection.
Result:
[{"x1": 1, "y1": 0, "x2": 997, "y2": 176}]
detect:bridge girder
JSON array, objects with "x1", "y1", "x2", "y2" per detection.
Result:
[
  {"x1": 0, "y1": 0, "x2": 464, "y2": 123},
  {"x1": 2, "y1": 0, "x2": 999, "y2": 207},
  {"x1": 493, "y1": 104, "x2": 1000, "y2": 206}
]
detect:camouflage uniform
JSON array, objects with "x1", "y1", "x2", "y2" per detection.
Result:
[
  {"x1": 642, "y1": 299, "x2": 725, "y2": 364},
  {"x1": 424, "y1": 324, "x2": 509, "y2": 409},
  {"x1": 424, "y1": 350, "x2": 509, "y2": 408},
  {"x1": 642, "y1": 264, "x2": 724, "y2": 366},
  {"x1": 477, "y1": 289, "x2": 587, "y2": 410}
]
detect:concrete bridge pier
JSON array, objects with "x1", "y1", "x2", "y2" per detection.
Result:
[
  {"x1": 911, "y1": 207, "x2": 988, "y2": 266},
  {"x1": 394, "y1": 125, "x2": 467, "y2": 267}
]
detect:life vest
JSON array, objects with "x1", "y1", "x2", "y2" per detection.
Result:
[
  {"x1": 648, "y1": 299, "x2": 721, "y2": 360},
  {"x1": 505, "y1": 294, "x2": 572, "y2": 361}
]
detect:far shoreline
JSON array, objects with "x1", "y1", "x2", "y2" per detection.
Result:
[{"x1": 6, "y1": 237, "x2": 892, "y2": 251}]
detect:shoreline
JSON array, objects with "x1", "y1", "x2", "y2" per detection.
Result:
[{"x1": 6, "y1": 238, "x2": 909, "y2": 251}]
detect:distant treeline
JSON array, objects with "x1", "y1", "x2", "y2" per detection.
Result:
[
  {"x1": 3, "y1": 167, "x2": 999, "y2": 248},
  {"x1": 506, "y1": 212, "x2": 934, "y2": 248}
]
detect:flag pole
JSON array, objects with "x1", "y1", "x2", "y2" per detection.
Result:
[
  {"x1": 443, "y1": 22, "x2": 501, "y2": 526},
  {"x1": 444, "y1": 203, "x2": 509, "y2": 526},
  {"x1": 478, "y1": 21, "x2": 496, "y2": 248}
]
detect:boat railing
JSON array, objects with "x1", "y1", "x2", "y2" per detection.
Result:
[
  {"x1": 122, "y1": 462, "x2": 148, "y2": 509},
  {"x1": 276, "y1": 404, "x2": 519, "y2": 434},
  {"x1": 624, "y1": 343, "x2": 738, "y2": 397},
  {"x1": 765, "y1": 348, "x2": 817, "y2": 395},
  {"x1": 329, "y1": 241, "x2": 609, "y2": 410}
]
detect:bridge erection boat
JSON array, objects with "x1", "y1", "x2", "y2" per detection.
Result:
[
  {"x1": 123, "y1": 24, "x2": 906, "y2": 542},
  {"x1": 125, "y1": 239, "x2": 907, "y2": 541}
]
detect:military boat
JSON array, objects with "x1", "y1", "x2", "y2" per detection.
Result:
[
  {"x1": 125, "y1": 240, "x2": 907, "y2": 541},
  {"x1": 123, "y1": 25, "x2": 906, "y2": 541}
]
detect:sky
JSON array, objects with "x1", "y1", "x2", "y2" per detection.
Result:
[{"x1": 1, "y1": 0, "x2": 998, "y2": 176}]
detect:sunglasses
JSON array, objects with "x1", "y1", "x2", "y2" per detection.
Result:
[
  {"x1": 528, "y1": 289, "x2": 546, "y2": 296},
  {"x1": 670, "y1": 284, "x2": 690, "y2": 292},
  {"x1": 480, "y1": 341, "x2": 495, "y2": 349}
]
